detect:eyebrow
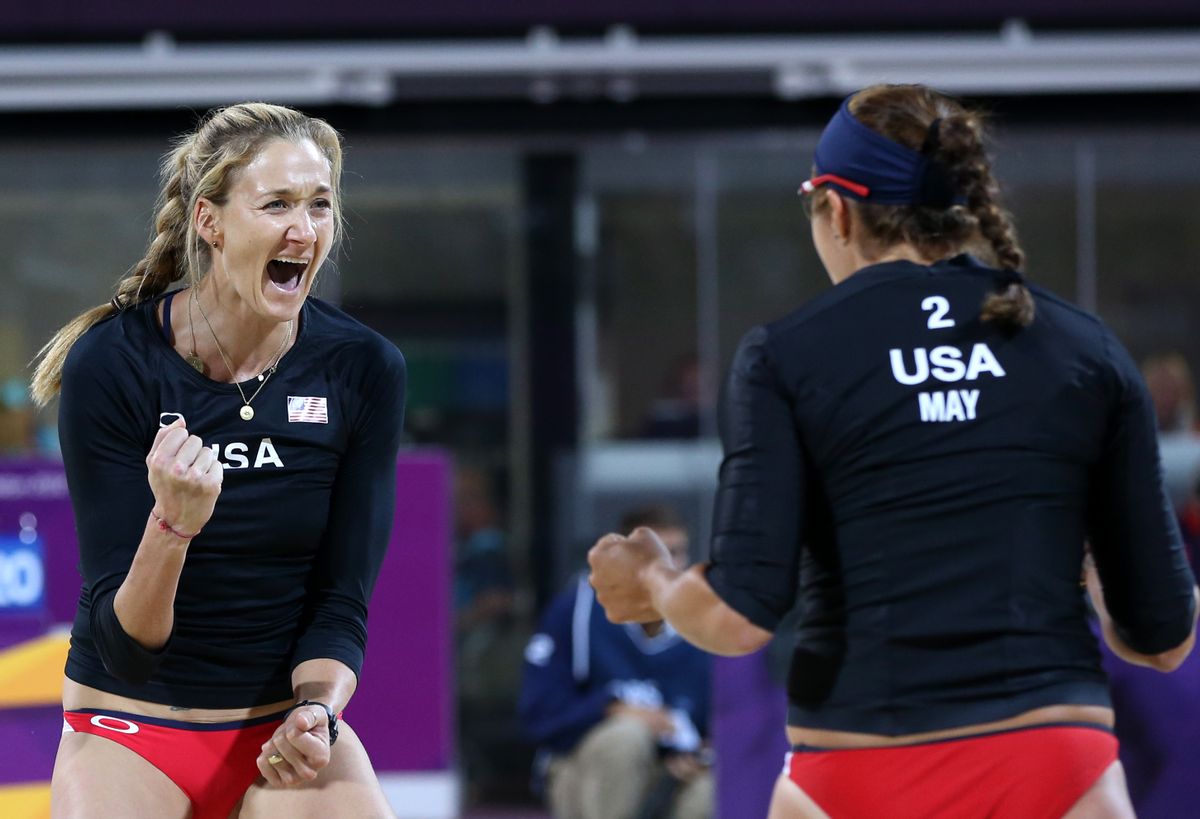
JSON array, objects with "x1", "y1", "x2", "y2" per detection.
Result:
[{"x1": 260, "y1": 185, "x2": 332, "y2": 198}]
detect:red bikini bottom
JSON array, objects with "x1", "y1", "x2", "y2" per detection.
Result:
[
  {"x1": 64, "y1": 707, "x2": 286, "y2": 819},
  {"x1": 786, "y1": 723, "x2": 1118, "y2": 819}
]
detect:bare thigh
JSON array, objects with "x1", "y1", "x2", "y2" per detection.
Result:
[
  {"x1": 765, "y1": 774, "x2": 831, "y2": 819},
  {"x1": 51, "y1": 731, "x2": 191, "y2": 819},
  {"x1": 235, "y1": 722, "x2": 394, "y2": 819},
  {"x1": 1062, "y1": 761, "x2": 1136, "y2": 819}
]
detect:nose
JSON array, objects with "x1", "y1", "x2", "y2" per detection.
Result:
[{"x1": 287, "y1": 209, "x2": 317, "y2": 245}]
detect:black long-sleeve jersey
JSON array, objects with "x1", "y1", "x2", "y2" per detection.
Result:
[
  {"x1": 58, "y1": 294, "x2": 406, "y2": 708},
  {"x1": 706, "y1": 254, "x2": 1197, "y2": 736}
]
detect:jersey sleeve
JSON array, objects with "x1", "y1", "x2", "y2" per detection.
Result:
[
  {"x1": 1086, "y1": 332, "x2": 1198, "y2": 655},
  {"x1": 290, "y1": 339, "x2": 407, "y2": 678},
  {"x1": 517, "y1": 581, "x2": 615, "y2": 753},
  {"x1": 58, "y1": 326, "x2": 169, "y2": 682},
  {"x1": 705, "y1": 326, "x2": 805, "y2": 632}
]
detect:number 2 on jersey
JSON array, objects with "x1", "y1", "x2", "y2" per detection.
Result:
[{"x1": 922, "y1": 296, "x2": 955, "y2": 330}]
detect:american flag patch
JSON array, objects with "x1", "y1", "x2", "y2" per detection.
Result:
[{"x1": 287, "y1": 396, "x2": 328, "y2": 424}]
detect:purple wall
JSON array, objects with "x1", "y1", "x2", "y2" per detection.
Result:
[
  {"x1": 352, "y1": 452, "x2": 454, "y2": 770},
  {"x1": 712, "y1": 651, "x2": 789, "y2": 819},
  {"x1": 1101, "y1": 637, "x2": 1200, "y2": 817},
  {"x1": 0, "y1": 707, "x2": 62, "y2": 784}
]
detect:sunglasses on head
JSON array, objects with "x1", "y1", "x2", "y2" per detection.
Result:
[{"x1": 798, "y1": 173, "x2": 870, "y2": 219}]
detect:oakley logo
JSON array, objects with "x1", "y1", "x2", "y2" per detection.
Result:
[{"x1": 90, "y1": 715, "x2": 140, "y2": 734}]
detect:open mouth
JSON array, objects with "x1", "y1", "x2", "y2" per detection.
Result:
[{"x1": 266, "y1": 257, "x2": 309, "y2": 293}]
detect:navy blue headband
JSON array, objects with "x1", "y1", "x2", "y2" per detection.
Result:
[{"x1": 801, "y1": 98, "x2": 965, "y2": 208}]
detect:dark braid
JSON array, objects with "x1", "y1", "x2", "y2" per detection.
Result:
[{"x1": 936, "y1": 113, "x2": 1034, "y2": 329}]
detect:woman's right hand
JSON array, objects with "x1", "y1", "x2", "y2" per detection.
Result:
[
  {"x1": 588, "y1": 527, "x2": 672, "y2": 623},
  {"x1": 145, "y1": 417, "x2": 222, "y2": 535}
]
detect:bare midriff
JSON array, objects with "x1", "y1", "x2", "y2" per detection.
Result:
[
  {"x1": 787, "y1": 703, "x2": 1114, "y2": 749},
  {"x1": 62, "y1": 678, "x2": 293, "y2": 724}
]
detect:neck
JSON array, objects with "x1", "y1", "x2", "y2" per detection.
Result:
[
  {"x1": 834, "y1": 242, "x2": 953, "y2": 284},
  {"x1": 871, "y1": 242, "x2": 946, "y2": 267},
  {"x1": 189, "y1": 280, "x2": 293, "y2": 383}
]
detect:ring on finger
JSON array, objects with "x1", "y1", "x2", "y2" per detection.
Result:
[{"x1": 267, "y1": 753, "x2": 285, "y2": 765}]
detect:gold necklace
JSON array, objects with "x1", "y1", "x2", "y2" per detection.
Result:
[
  {"x1": 185, "y1": 290, "x2": 205, "y2": 374},
  {"x1": 194, "y1": 289, "x2": 293, "y2": 422}
]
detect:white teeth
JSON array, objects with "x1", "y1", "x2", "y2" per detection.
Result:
[{"x1": 272, "y1": 257, "x2": 309, "y2": 265}]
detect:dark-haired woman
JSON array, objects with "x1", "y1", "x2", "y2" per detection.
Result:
[
  {"x1": 589, "y1": 84, "x2": 1198, "y2": 818},
  {"x1": 34, "y1": 103, "x2": 404, "y2": 818}
]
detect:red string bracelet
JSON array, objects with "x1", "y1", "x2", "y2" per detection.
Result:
[{"x1": 150, "y1": 509, "x2": 200, "y2": 540}]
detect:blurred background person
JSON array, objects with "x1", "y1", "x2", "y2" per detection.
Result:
[
  {"x1": 520, "y1": 505, "x2": 712, "y2": 819},
  {"x1": 1144, "y1": 352, "x2": 1200, "y2": 525},
  {"x1": 456, "y1": 465, "x2": 516, "y2": 640},
  {"x1": 0, "y1": 379, "x2": 37, "y2": 455},
  {"x1": 639, "y1": 354, "x2": 706, "y2": 439},
  {"x1": 454, "y1": 464, "x2": 529, "y2": 803},
  {"x1": 1142, "y1": 352, "x2": 1197, "y2": 435}
]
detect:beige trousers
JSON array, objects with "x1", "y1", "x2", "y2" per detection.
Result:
[{"x1": 546, "y1": 716, "x2": 713, "y2": 819}]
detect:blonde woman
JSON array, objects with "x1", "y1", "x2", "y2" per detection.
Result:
[{"x1": 34, "y1": 104, "x2": 405, "y2": 819}]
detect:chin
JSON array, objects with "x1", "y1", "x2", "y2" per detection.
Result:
[{"x1": 255, "y1": 291, "x2": 302, "y2": 323}]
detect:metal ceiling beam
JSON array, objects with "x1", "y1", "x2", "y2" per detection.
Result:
[{"x1": 1, "y1": 24, "x2": 1199, "y2": 110}]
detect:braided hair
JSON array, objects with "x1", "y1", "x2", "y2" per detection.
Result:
[{"x1": 833, "y1": 84, "x2": 1034, "y2": 331}]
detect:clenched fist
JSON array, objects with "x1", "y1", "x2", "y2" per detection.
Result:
[
  {"x1": 145, "y1": 417, "x2": 222, "y2": 536},
  {"x1": 257, "y1": 704, "x2": 334, "y2": 787},
  {"x1": 588, "y1": 526, "x2": 672, "y2": 624}
]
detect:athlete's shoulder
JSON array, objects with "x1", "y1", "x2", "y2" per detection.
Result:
[
  {"x1": 1024, "y1": 283, "x2": 1133, "y2": 374},
  {"x1": 757, "y1": 259, "x2": 932, "y2": 349},
  {"x1": 63, "y1": 300, "x2": 156, "y2": 384},
  {"x1": 763, "y1": 279, "x2": 875, "y2": 339},
  {"x1": 302, "y1": 298, "x2": 406, "y2": 376},
  {"x1": 1027, "y1": 284, "x2": 1104, "y2": 331}
]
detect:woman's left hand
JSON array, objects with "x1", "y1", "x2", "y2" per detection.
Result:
[
  {"x1": 588, "y1": 526, "x2": 672, "y2": 623},
  {"x1": 257, "y1": 704, "x2": 332, "y2": 787}
]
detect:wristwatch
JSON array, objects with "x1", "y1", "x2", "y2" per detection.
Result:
[{"x1": 290, "y1": 699, "x2": 339, "y2": 746}]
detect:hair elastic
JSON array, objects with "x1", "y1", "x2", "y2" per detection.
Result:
[{"x1": 996, "y1": 269, "x2": 1026, "y2": 288}]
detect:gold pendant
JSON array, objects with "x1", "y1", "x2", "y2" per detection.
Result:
[
  {"x1": 185, "y1": 354, "x2": 205, "y2": 373},
  {"x1": 239, "y1": 405, "x2": 255, "y2": 421}
]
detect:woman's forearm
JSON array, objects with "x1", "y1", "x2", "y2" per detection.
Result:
[
  {"x1": 1087, "y1": 560, "x2": 1199, "y2": 672},
  {"x1": 292, "y1": 658, "x2": 358, "y2": 713},
  {"x1": 641, "y1": 563, "x2": 773, "y2": 656},
  {"x1": 111, "y1": 513, "x2": 191, "y2": 651}
]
